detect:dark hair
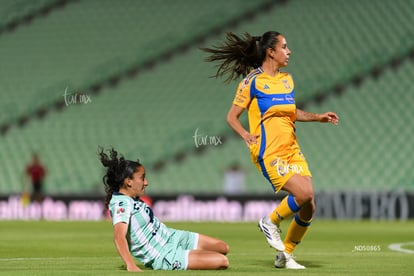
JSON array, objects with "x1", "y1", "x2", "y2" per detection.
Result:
[
  {"x1": 201, "y1": 31, "x2": 281, "y2": 82},
  {"x1": 98, "y1": 147, "x2": 142, "y2": 206}
]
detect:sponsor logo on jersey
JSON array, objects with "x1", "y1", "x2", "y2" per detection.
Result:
[{"x1": 285, "y1": 94, "x2": 295, "y2": 103}]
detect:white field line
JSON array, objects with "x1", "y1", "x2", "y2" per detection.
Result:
[
  {"x1": 388, "y1": 242, "x2": 414, "y2": 254},
  {"x1": 2, "y1": 243, "x2": 412, "y2": 262}
]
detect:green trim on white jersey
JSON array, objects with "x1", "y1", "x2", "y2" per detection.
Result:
[{"x1": 109, "y1": 193, "x2": 171, "y2": 266}]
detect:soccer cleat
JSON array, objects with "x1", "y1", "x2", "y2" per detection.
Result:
[
  {"x1": 275, "y1": 252, "x2": 305, "y2": 269},
  {"x1": 258, "y1": 217, "x2": 285, "y2": 251}
]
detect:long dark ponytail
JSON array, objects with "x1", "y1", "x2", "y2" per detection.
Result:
[
  {"x1": 98, "y1": 147, "x2": 142, "y2": 206},
  {"x1": 202, "y1": 31, "x2": 281, "y2": 82}
]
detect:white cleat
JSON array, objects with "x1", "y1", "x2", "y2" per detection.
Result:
[
  {"x1": 275, "y1": 251, "x2": 305, "y2": 269},
  {"x1": 258, "y1": 217, "x2": 285, "y2": 251}
]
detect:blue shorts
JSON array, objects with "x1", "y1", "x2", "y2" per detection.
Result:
[{"x1": 151, "y1": 229, "x2": 199, "y2": 270}]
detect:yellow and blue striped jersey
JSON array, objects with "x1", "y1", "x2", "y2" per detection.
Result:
[{"x1": 233, "y1": 67, "x2": 300, "y2": 162}]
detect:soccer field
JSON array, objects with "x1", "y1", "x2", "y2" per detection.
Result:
[{"x1": 1, "y1": 220, "x2": 413, "y2": 275}]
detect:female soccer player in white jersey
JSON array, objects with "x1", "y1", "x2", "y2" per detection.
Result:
[{"x1": 99, "y1": 148, "x2": 229, "y2": 272}]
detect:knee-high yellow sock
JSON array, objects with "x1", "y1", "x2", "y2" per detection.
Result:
[
  {"x1": 269, "y1": 194, "x2": 300, "y2": 225},
  {"x1": 284, "y1": 214, "x2": 312, "y2": 254}
]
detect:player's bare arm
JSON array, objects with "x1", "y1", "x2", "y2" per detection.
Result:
[
  {"x1": 114, "y1": 222, "x2": 142, "y2": 272},
  {"x1": 296, "y1": 109, "x2": 339, "y2": 125},
  {"x1": 227, "y1": 104, "x2": 259, "y2": 146}
]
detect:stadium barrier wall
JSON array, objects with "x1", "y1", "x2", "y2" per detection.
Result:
[{"x1": 0, "y1": 190, "x2": 413, "y2": 221}]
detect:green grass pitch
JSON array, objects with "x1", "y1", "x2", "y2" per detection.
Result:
[{"x1": 1, "y1": 220, "x2": 413, "y2": 275}]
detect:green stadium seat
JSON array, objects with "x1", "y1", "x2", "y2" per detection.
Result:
[{"x1": 0, "y1": 0, "x2": 413, "y2": 195}]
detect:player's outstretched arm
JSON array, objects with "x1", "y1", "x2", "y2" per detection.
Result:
[{"x1": 296, "y1": 109, "x2": 339, "y2": 125}]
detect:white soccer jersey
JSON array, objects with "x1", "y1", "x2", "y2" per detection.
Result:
[{"x1": 109, "y1": 193, "x2": 171, "y2": 266}]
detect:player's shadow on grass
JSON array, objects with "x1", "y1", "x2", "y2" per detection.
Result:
[
  {"x1": 260, "y1": 260, "x2": 325, "y2": 269},
  {"x1": 299, "y1": 260, "x2": 324, "y2": 268}
]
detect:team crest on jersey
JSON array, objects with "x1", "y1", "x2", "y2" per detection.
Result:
[
  {"x1": 282, "y1": 79, "x2": 291, "y2": 89},
  {"x1": 274, "y1": 158, "x2": 288, "y2": 177},
  {"x1": 116, "y1": 207, "x2": 125, "y2": 214},
  {"x1": 172, "y1": 261, "x2": 182, "y2": 270}
]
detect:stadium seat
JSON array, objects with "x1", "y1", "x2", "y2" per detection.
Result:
[{"x1": 0, "y1": 0, "x2": 413, "y2": 195}]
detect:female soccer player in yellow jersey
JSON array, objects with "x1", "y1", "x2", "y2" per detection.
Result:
[{"x1": 203, "y1": 31, "x2": 339, "y2": 269}]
